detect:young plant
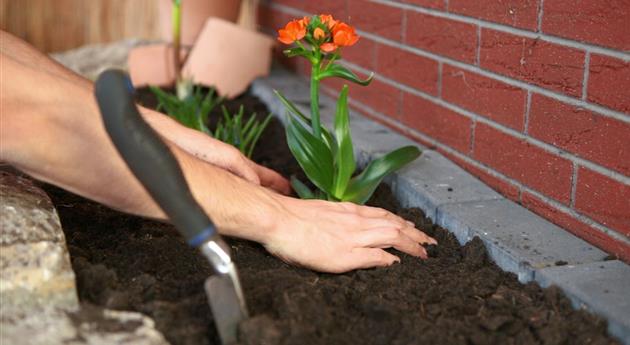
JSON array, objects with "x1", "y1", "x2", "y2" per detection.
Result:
[
  {"x1": 276, "y1": 15, "x2": 421, "y2": 204},
  {"x1": 215, "y1": 105, "x2": 272, "y2": 158},
  {"x1": 150, "y1": 85, "x2": 220, "y2": 134},
  {"x1": 151, "y1": 86, "x2": 270, "y2": 158}
]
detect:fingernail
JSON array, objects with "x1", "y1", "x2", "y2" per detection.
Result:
[
  {"x1": 419, "y1": 247, "x2": 428, "y2": 259},
  {"x1": 406, "y1": 221, "x2": 415, "y2": 227}
]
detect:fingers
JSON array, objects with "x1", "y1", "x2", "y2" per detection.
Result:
[
  {"x1": 344, "y1": 248, "x2": 400, "y2": 271},
  {"x1": 356, "y1": 228, "x2": 427, "y2": 258},
  {"x1": 338, "y1": 203, "x2": 437, "y2": 245},
  {"x1": 224, "y1": 154, "x2": 261, "y2": 185},
  {"x1": 401, "y1": 227, "x2": 437, "y2": 245},
  {"x1": 251, "y1": 163, "x2": 291, "y2": 195},
  {"x1": 341, "y1": 202, "x2": 410, "y2": 226}
]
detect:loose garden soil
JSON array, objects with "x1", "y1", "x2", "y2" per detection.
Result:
[{"x1": 42, "y1": 89, "x2": 617, "y2": 345}]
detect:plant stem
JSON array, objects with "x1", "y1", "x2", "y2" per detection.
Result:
[
  {"x1": 172, "y1": 0, "x2": 182, "y2": 82},
  {"x1": 310, "y1": 60, "x2": 322, "y2": 138}
]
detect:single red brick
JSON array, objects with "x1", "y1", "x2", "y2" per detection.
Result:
[
  {"x1": 401, "y1": 0, "x2": 446, "y2": 10},
  {"x1": 441, "y1": 150, "x2": 521, "y2": 200},
  {"x1": 575, "y1": 168, "x2": 630, "y2": 237},
  {"x1": 351, "y1": 78, "x2": 402, "y2": 120},
  {"x1": 442, "y1": 64, "x2": 527, "y2": 130},
  {"x1": 347, "y1": 0, "x2": 403, "y2": 41},
  {"x1": 376, "y1": 44, "x2": 439, "y2": 95},
  {"x1": 480, "y1": 29, "x2": 585, "y2": 97},
  {"x1": 529, "y1": 94, "x2": 630, "y2": 176},
  {"x1": 522, "y1": 191, "x2": 630, "y2": 262},
  {"x1": 542, "y1": 0, "x2": 630, "y2": 51},
  {"x1": 273, "y1": 0, "x2": 304, "y2": 8},
  {"x1": 449, "y1": 0, "x2": 539, "y2": 30},
  {"x1": 302, "y1": 1, "x2": 347, "y2": 18},
  {"x1": 473, "y1": 123, "x2": 573, "y2": 203},
  {"x1": 257, "y1": 3, "x2": 294, "y2": 32},
  {"x1": 587, "y1": 54, "x2": 630, "y2": 113},
  {"x1": 406, "y1": 11, "x2": 478, "y2": 64},
  {"x1": 343, "y1": 37, "x2": 377, "y2": 71},
  {"x1": 402, "y1": 93, "x2": 473, "y2": 153}
]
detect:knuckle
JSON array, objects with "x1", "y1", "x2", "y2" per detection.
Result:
[{"x1": 384, "y1": 227, "x2": 402, "y2": 239}]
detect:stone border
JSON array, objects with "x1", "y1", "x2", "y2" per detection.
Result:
[{"x1": 251, "y1": 68, "x2": 630, "y2": 344}]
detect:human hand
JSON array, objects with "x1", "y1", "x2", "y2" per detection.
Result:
[
  {"x1": 141, "y1": 107, "x2": 291, "y2": 195},
  {"x1": 261, "y1": 196, "x2": 437, "y2": 273}
]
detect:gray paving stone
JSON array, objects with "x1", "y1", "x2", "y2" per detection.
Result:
[
  {"x1": 437, "y1": 199, "x2": 609, "y2": 282},
  {"x1": 536, "y1": 260, "x2": 630, "y2": 345},
  {"x1": 388, "y1": 150, "x2": 504, "y2": 221}
]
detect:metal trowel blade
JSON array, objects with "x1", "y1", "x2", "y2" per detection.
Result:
[{"x1": 205, "y1": 262, "x2": 248, "y2": 345}]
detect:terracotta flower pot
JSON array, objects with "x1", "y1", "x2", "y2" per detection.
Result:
[
  {"x1": 182, "y1": 18, "x2": 274, "y2": 98},
  {"x1": 127, "y1": 44, "x2": 189, "y2": 87},
  {"x1": 158, "y1": 0, "x2": 242, "y2": 46}
]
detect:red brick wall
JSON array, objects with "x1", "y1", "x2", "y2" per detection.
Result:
[{"x1": 257, "y1": 0, "x2": 630, "y2": 261}]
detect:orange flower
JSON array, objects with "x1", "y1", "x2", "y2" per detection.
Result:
[
  {"x1": 319, "y1": 22, "x2": 359, "y2": 52},
  {"x1": 320, "y1": 42, "x2": 337, "y2": 52},
  {"x1": 313, "y1": 27, "x2": 326, "y2": 40},
  {"x1": 277, "y1": 19, "x2": 306, "y2": 44},
  {"x1": 300, "y1": 16, "x2": 310, "y2": 26},
  {"x1": 332, "y1": 22, "x2": 359, "y2": 47},
  {"x1": 319, "y1": 14, "x2": 338, "y2": 29}
]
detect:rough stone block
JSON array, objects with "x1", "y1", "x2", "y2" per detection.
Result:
[
  {"x1": 0, "y1": 307, "x2": 169, "y2": 345},
  {"x1": 1, "y1": 171, "x2": 65, "y2": 245},
  {"x1": 536, "y1": 260, "x2": 630, "y2": 345},
  {"x1": 0, "y1": 171, "x2": 78, "y2": 312},
  {"x1": 437, "y1": 199, "x2": 609, "y2": 282},
  {"x1": 0, "y1": 242, "x2": 77, "y2": 312}
]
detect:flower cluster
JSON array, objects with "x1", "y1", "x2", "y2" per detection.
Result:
[{"x1": 278, "y1": 14, "x2": 359, "y2": 53}]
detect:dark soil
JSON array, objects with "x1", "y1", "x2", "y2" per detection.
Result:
[{"x1": 43, "y1": 89, "x2": 617, "y2": 345}]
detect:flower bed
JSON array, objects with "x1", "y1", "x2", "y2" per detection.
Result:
[{"x1": 41, "y1": 89, "x2": 618, "y2": 345}]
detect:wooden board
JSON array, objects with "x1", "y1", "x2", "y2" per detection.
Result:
[{"x1": 0, "y1": 0, "x2": 160, "y2": 53}]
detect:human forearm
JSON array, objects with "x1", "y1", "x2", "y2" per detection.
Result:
[
  {"x1": 0, "y1": 31, "x2": 290, "y2": 193},
  {"x1": 1, "y1": 53, "x2": 164, "y2": 217}
]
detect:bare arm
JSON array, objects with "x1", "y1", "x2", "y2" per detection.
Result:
[{"x1": 0, "y1": 31, "x2": 290, "y2": 194}]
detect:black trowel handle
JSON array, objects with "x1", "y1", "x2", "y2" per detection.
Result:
[{"x1": 95, "y1": 69, "x2": 216, "y2": 246}]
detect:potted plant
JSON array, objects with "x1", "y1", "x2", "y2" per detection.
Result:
[
  {"x1": 274, "y1": 15, "x2": 421, "y2": 203},
  {"x1": 129, "y1": 0, "x2": 273, "y2": 98}
]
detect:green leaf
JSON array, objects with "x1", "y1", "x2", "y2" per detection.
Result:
[
  {"x1": 317, "y1": 64, "x2": 374, "y2": 86},
  {"x1": 290, "y1": 176, "x2": 316, "y2": 199},
  {"x1": 331, "y1": 85, "x2": 356, "y2": 199},
  {"x1": 286, "y1": 115, "x2": 334, "y2": 195},
  {"x1": 343, "y1": 146, "x2": 421, "y2": 204},
  {"x1": 283, "y1": 47, "x2": 311, "y2": 59},
  {"x1": 274, "y1": 90, "x2": 337, "y2": 153},
  {"x1": 245, "y1": 114, "x2": 272, "y2": 158}
]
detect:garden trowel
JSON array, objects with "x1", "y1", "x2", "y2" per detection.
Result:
[{"x1": 94, "y1": 69, "x2": 248, "y2": 344}]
